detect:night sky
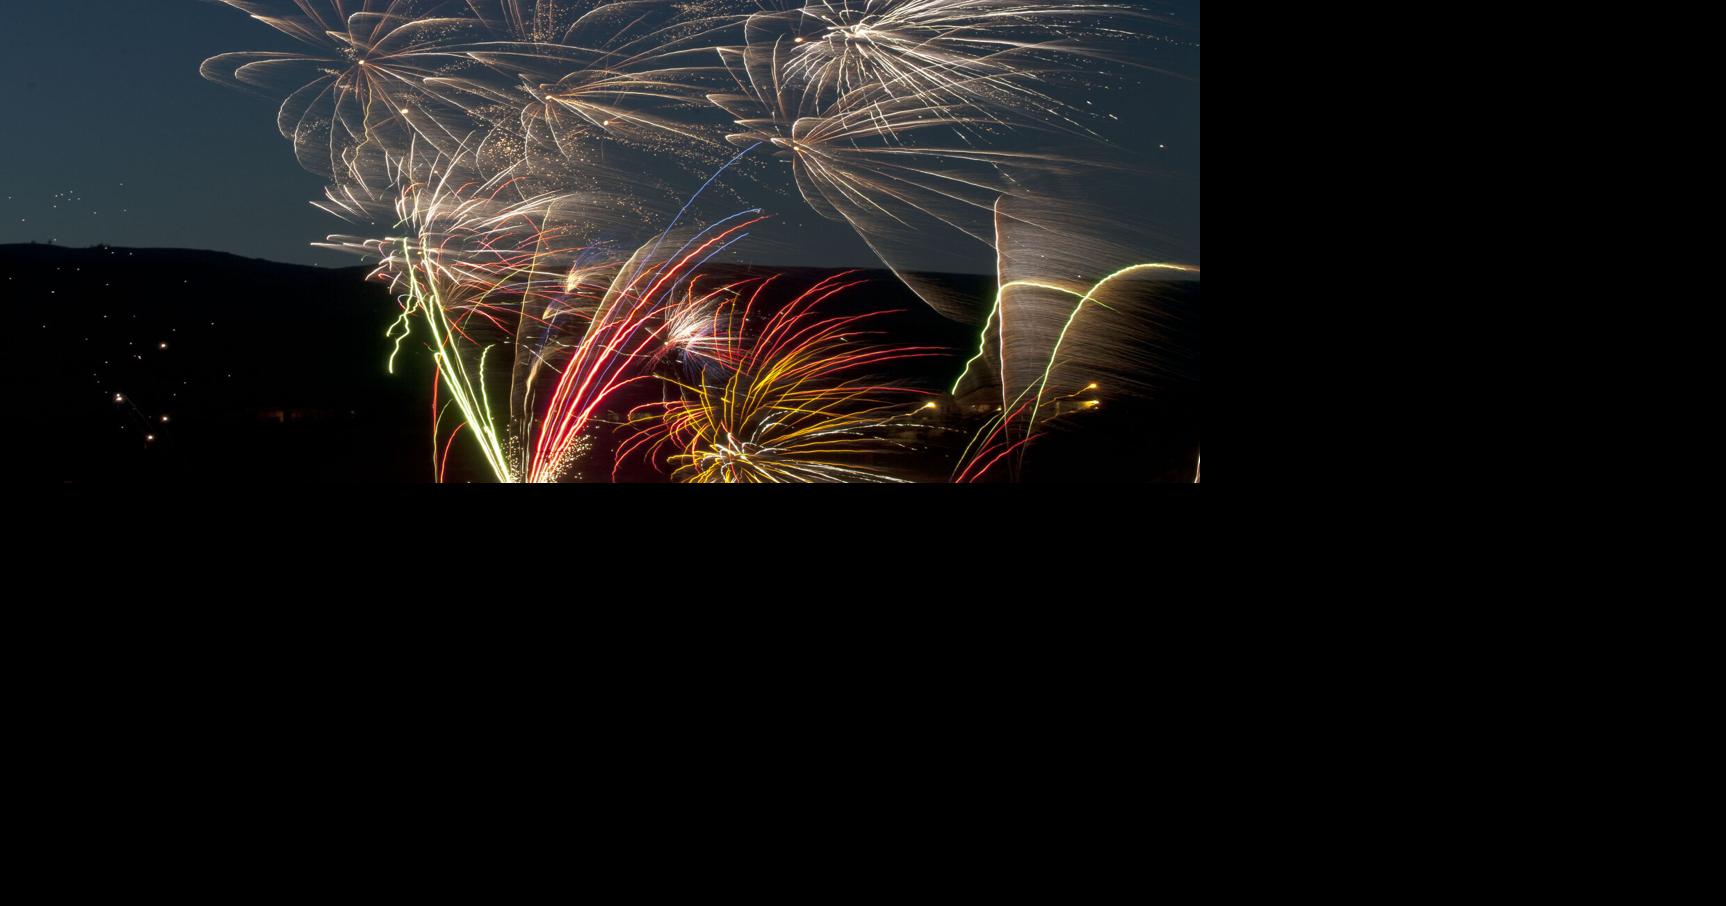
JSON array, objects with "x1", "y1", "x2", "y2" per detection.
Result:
[{"x1": 0, "y1": 0, "x2": 1199, "y2": 269}]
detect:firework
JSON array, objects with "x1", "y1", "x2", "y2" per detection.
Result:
[
  {"x1": 201, "y1": 0, "x2": 1197, "y2": 482},
  {"x1": 950, "y1": 194, "x2": 1199, "y2": 481},
  {"x1": 201, "y1": 1, "x2": 494, "y2": 178},
  {"x1": 316, "y1": 143, "x2": 766, "y2": 482},
  {"x1": 705, "y1": 2, "x2": 1172, "y2": 321},
  {"x1": 713, "y1": 82, "x2": 1080, "y2": 319},
  {"x1": 618, "y1": 273, "x2": 943, "y2": 482},
  {"x1": 739, "y1": 1, "x2": 1149, "y2": 127}
]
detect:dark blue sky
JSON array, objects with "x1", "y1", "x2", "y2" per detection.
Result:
[
  {"x1": 1, "y1": 0, "x2": 357, "y2": 264},
  {"x1": 0, "y1": 0, "x2": 1197, "y2": 268}
]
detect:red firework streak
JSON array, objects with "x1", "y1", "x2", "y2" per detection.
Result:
[
  {"x1": 525, "y1": 217, "x2": 768, "y2": 482},
  {"x1": 614, "y1": 272, "x2": 947, "y2": 483}
]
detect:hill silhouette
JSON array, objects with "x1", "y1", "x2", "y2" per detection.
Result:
[
  {"x1": 7, "y1": 244, "x2": 1197, "y2": 482},
  {"x1": 9, "y1": 243, "x2": 428, "y2": 482}
]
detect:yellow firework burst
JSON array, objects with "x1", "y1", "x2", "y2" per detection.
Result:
[{"x1": 620, "y1": 273, "x2": 943, "y2": 482}]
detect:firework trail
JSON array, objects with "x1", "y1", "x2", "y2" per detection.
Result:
[
  {"x1": 201, "y1": 0, "x2": 1198, "y2": 481},
  {"x1": 319, "y1": 146, "x2": 775, "y2": 482},
  {"x1": 522, "y1": 212, "x2": 778, "y2": 482},
  {"x1": 737, "y1": 1, "x2": 1156, "y2": 131},
  {"x1": 617, "y1": 272, "x2": 944, "y2": 482},
  {"x1": 707, "y1": 2, "x2": 1168, "y2": 320},
  {"x1": 201, "y1": 1, "x2": 490, "y2": 178},
  {"x1": 950, "y1": 194, "x2": 1199, "y2": 481}
]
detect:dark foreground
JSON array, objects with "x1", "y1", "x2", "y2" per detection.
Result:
[{"x1": 8, "y1": 243, "x2": 1199, "y2": 483}]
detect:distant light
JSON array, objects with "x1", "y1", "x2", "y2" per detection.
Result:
[
  {"x1": 158, "y1": 342, "x2": 169, "y2": 350},
  {"x1": 145, "y1": 434, "x2": 156, "y2": 442},
  {"x1": 923, "y1": 402, "x2": 938, "y2": 410},
  {"x1": 114, "y1": 394, "x2": 124, "y2": 403}
]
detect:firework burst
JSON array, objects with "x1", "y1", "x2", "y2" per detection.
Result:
[
  {"x1": 201, "y1": 1, "x2": 492, "y2": 176},
  {"x1": 202, "y1": 0, "x2": 1197, "y2": 482},
  {"x1": 742, "y1": 1, "x2": 1148, "y2": 127},
  {"x1": 618, "y1": 273, "x2": 944, "y2": 482}
]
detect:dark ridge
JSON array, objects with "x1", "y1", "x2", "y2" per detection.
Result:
[
  {"x1": 1, "y1": 242, "x2": 372, "y2": 273},
  {"x1": 7, "y1": 245, "x2": 1198, "y2": 483},
  {"x1": 7, "y1": 243, "x2": 428, "y2": 483}
]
